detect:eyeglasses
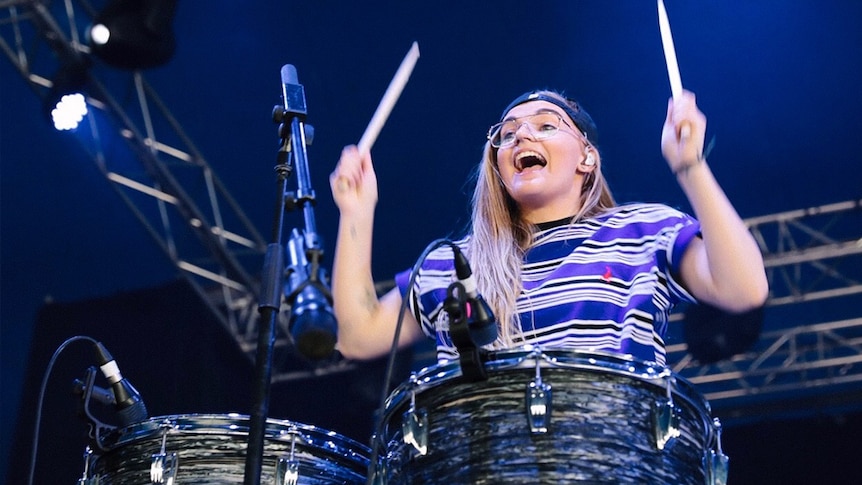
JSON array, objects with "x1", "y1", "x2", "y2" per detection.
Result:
[{"x1": 487, "y1": 112, "x2": 574, "y2": 149}]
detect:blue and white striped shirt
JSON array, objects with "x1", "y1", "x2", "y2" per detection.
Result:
[{"x1": 395, "y1": 203, "x2": 701, "y2": 365}]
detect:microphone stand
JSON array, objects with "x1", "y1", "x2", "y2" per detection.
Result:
[{"x1": 243, "y1": 64, "x2": 320, "y2": 485}]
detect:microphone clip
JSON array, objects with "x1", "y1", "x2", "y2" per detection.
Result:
[
  {"x1": 443, "y1": 281, "x2": 489, "y2": 382},
  {"x1": 74, "y1": 366, "x2": 118, "y2": 452}
]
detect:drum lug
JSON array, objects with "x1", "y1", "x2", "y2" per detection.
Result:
[
  {"x1": 150, "y1": 420, "x2": 178, "y2": 484},
  {"x1": 652, "y1": 377, "x2": 681, "y2": 450},
  {"x1": 76, "y1": 446, "x2": 100, "y2": 485},
  {"x1": 276, "y1": 458, "x2": 300, "y2": 485},
  {"x1": 276, "y1": 429, "x2": 304, "y2": 485},
  {"x1": 402, "y1": 389, "x2": 428, "y2": 456},
  {"x1": 704, "y1": 418, "x2": 729, "y2": 485},
  {"x1": 526, "y1": 356, "x2": 552, "y2": 434}
]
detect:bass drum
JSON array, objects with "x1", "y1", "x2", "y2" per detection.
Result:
[
  {"x1": 378, "y1": 349, "x2": 719, "y2": 484},
  {"x1": 91, "y1": 413, "x2": 370, "y2": 484}
]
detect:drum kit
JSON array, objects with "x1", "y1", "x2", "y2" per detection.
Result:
[
  {"x1": 85, "y1": 7, "x2": 731, "y2": 480},
  {"x1": 83, "y1": 348, "x2": 728, "y2": 484}
]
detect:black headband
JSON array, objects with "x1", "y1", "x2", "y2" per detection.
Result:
[{"x1": 500, "y1": 91, "x2": 599, "y2": 146}]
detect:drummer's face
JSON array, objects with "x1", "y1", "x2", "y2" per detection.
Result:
[{"x1": 493, "y1": 101, "x2": 593, "y2": 223}]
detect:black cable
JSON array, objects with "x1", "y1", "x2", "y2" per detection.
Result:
[
  {"x1": 366, "y1": 237, "x2": 455, "y2": 484},
  {"x1": 28, "y1": 335, "x2": 99, "y2": 485}
]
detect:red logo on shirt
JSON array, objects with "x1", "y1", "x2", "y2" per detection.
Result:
[{"x1": 602, "y1": 266, "x2": 612, "y2": 282}]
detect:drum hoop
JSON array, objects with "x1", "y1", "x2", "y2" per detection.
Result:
[
  {"x1": 385, "y1": 348, "x2": 710, "y2": 417},
  {"x1": 101, "y1": 413, "x2": 371, "y2": 460}
]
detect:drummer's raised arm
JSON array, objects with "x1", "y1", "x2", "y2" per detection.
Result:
[{"x1": 329, "y1": 146, "x2": 423, "y2": 360}]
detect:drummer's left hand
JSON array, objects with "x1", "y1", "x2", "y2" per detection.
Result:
[{"x1": 661, "y1": 90, "x2": 707, "y2": 174}]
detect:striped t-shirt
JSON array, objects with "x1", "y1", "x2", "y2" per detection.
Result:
[{"x1": 395, "y1": 203, "x2": 701, "y2": 366}]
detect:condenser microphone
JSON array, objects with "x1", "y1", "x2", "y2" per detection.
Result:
[
  {"x1": 281, "y1": 64, "x2": 307, "y2": 117},
  {"x1": 285, "y1": 228, "x2": 338, "y2": 360},
  {"x1": 94, "y1": 342, "x2": 148, "y2": 425},
  {"x1": 452, "y1": 247, "x2": 498, "y2": 346}
]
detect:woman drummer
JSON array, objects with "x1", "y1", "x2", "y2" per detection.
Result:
[{"x1": 328, "y1": 89, "x2": 768, "y2": 366}]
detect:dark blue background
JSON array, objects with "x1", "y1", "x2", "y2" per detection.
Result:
[{"x1": 2, "y1": 1, "x2": 861, "y2": 482}]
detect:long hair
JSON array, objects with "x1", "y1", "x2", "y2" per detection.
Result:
[{"x1": 467, "y1": 90, "x2": 617, "y2": 347}]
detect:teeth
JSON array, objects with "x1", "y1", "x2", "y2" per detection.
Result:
[
  {"x1": 515, "y1": 151, "x2": 546, "y2": 171},
  {"x1": 516, "y1": 151, "x2": 541, "y2": 162}
]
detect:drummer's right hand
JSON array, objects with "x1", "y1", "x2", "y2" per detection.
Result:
[{"x1": 330, "y1": 145, "x2": 378, "y2": 216}]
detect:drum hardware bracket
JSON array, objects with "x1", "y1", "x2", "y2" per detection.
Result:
[
  {"x1": 76, "y1": 446, "x2": 100, "y2": 485},
  {"x1": 401, "y1": 375, "x2": 429, "y2": 456},
  {"x1": 652, "y1": 373, "x2": 682, "y2": 451},
  {"x1": 275, "y1": 429, "x2": 303, "y2": 485},
  {"x1": 75, "y1": 366, "x2": 119, "y2": 453},
  {"x1": 150, "y1": 419, "x2": 179, "y2": 485},
  {"x1": 705, "y1": 417, "x2": 729, "y2": 485},
  {"x1": 526, "y1": 352, "x2": 552, "y2": 434},
  {"x1": 444, "y1": 281, "x2": 489, "y2": 382}
]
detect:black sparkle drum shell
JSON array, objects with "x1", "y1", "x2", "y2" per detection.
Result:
[
  {"x1": 378, "y1": 350, "x2": 715, "y2": 485},
  {"x1": 91, "y1": 414, "x2": 370, "y2": 484}
]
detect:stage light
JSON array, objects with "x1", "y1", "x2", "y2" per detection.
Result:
[
  {"x1": 50, "y1": 93, "x2": 88, "y2": 131},
  {"x1": 88, "y1": 0, "x2": 179, "y2": 70},
  {"x1": 44, "y1": 58, "x2": 91, "y2": 131}
]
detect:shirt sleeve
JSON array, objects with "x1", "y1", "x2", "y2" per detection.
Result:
[
  {"x1": 665, "y1": 209, "x2": 701, "y2": 304},
  {"x1": 394, "y1": 242, "x2": 463, "y2": 340}
]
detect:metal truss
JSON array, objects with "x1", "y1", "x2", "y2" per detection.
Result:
[
  {"x1": 1, "y1": 0, "x2": 275, "y2": 362},
  {"x1": 668, "y1": 200, "x2": 862, "y2": 417},
  {"x1": 5, "y1": 1, "x2": 862, "y2": 409}
]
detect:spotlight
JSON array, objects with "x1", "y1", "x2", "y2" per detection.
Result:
[
  {"x1": 44, "y1": 58, "x2": 90, "y2": 131},
  {"x1": 50, "y1": 93, "x2": 88, "y2": 131},
  {"x1": 88, "y1": 0, "x2": 179, "y2": 70}
]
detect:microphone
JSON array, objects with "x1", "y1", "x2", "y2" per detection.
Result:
[
  {"x1": 275, "y1": 64, "x2": 309, "y2": 145},
  {"x1": 285, "y1": 228, "x2": 338, "y2": 360},
  {"x1": 452, "y1": 247, "x2": 498, "y2": 346},
  {"x1": 94, "y1": 342, "x2": 149, "y2": 425},
  {"x1": 281, "y1": 64, "x2": 307, "y2": 117}
]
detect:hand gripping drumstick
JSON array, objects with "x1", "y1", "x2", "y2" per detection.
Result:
[
  {"x1": 657, "y1": 0, "x2": 690, "y2": 139},
  {"x1": 358, "y1": 41, "x2": 421, "y2": 153}
]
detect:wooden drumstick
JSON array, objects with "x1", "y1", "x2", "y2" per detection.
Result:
[
  {"x1": 657, "y1": 0, "x2": 690, "y2": 139},
  {"x1": 358, "y1": 41, "x2": 420, "y2": 153}
]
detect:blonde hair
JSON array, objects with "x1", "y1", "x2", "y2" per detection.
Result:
[{"x1": 467, "y1": 90, "x2": 617, "y2": 347}]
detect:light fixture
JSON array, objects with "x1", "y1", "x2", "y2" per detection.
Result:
[
  {"x1": 50, "y1": 93, "x2": 88, "y2": 131},
  {"x1": 44, "y1": 57, "x2": 91, "y2": 131},
  {"x1": 88, "y1": 0, "x2": 179, "y2": 70}
]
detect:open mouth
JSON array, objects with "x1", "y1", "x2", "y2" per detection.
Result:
[{"x1": 515, "y1": 151, "x2": 547, "y2": 172}]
